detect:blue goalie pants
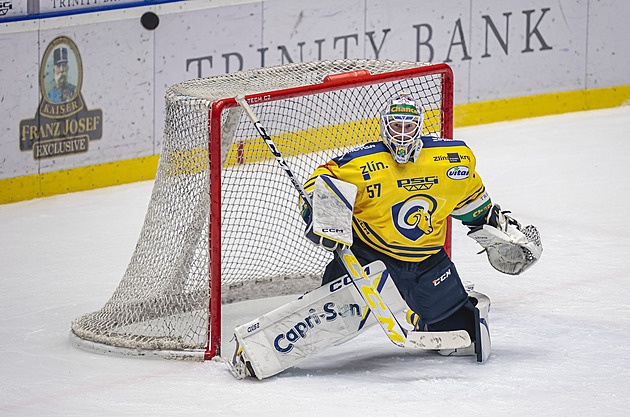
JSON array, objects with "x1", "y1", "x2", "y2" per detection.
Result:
[{"x1": 322, "y1": 241, "x2": 476, "y2": 338}]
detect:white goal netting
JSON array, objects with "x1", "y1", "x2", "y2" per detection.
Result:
[{"x1": 71, "y1": 59, "x2": 452, "y2": 358}]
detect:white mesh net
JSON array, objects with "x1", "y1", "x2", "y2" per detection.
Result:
[{"x1": 71, "y1": 59, "x2": 451, "y2": 358}]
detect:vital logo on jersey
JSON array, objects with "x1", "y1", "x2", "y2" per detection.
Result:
[
  {"x1": 360, "y1": 161, "x2": 386, "y2": 180},
  {"x1": 398, "y1": 176, "x2": 438, "y2": 191},
  {"x1": 447, "y1": 166, "x2": 470, "y2": 180},
  {"x1": 391, "y1": 194, "x2": 438, "y2": 241}
]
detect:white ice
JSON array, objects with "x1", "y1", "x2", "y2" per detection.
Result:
[{"x1": 1, "y1": 107, "x2": 629, "y2": 416}]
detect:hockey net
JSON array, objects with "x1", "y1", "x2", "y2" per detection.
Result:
[{"x1": 70, "y1": 59, "x2": 453, "y2": 360}]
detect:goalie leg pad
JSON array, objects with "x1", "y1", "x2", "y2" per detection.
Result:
[{"x1": 231, "y1": 261, "x2": 407, "y2": 379}]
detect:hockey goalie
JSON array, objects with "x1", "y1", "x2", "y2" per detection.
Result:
[{"x1": 230, "y1": 94, "x2": 542, "y2": 380}]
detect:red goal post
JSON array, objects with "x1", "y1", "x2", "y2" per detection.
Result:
[{"x1": 70, "y1": 60, "x2": 454, "y2": 362}]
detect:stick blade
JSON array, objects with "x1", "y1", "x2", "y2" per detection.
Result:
[{"x1": 405, "y1": 330, "x2": 471, "y2": 350}]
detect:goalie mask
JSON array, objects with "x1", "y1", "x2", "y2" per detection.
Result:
[{"x1": 380, "y1": 94, "x2": 424, "y2": 164}]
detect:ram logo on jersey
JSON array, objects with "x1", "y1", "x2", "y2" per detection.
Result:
[
  {"x1": 391, "y1": 194, "x2": 438, "y2": 241},
  {"x1": 360, "y1": 161, "x2": 386, "y2": 180},
  {"x1": 397, "y1": 176, "x2": 438, "y2": 191}
]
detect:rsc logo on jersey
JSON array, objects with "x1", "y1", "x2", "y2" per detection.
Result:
[{"x1": 391, "y1": 194, "x2": 438, "y2": 241}]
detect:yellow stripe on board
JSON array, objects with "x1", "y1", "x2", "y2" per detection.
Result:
[
  {"x1": 455, "y1": 84, "x2": 630, "y2": 127},
  {"x1": 2, "y1": 85, "x2": 629, "y2": 204},
  {"x1": 0, "y1": 155, "x2": 159, "y2": 204}
]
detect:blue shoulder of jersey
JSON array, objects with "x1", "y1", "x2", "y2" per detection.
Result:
[
  {"x1": 420, "y1": 136, "x2": 469, "y2": 149},
  {"x1": 333, "y1": 141, "x2": 389, "y2": 167}
]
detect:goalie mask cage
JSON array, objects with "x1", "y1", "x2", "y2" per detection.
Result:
[{"x1": 70, "y1": 59, "x2": 454, "y2": 361}]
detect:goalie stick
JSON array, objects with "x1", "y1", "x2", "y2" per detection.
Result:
[{"x1": 235, "y1": 95, "x2": 471, "y2": 353}]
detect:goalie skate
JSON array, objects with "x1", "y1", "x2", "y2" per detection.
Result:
[{"x1": 227, "y1": 337, "x2": 256, "y2": 380}]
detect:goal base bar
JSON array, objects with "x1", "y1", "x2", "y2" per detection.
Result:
[{"x1": 69, "y1": 331, "x2": 206, "y2": 361}]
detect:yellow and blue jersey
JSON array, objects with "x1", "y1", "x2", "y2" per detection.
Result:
[{"x1": 304, "y1": 137, "x2": 491, "y2": 262}]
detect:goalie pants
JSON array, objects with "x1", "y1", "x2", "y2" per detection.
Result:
[{"x1": 322, "y1": 242, "x2": 476, "y2": 337}]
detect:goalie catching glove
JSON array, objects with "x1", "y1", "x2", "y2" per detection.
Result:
[{"x1": 467, "y1": 204, "x2": 542, "y2": 275}]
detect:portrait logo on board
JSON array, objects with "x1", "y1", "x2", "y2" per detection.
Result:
[{"x1": 19, "y1": 36, "x2": 103, "y2": 159}]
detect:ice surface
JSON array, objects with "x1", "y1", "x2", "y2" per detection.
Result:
[{"x1": 1, "y1": 107, "x2": 629, "y2": 416}]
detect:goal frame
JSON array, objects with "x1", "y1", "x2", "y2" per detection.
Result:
[{"x1": 206, "y1": 62, "x2": 454, "y2": 359}]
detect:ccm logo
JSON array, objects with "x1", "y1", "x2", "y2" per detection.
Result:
[
  {"x1": 433, "y1": 269, "x2": 451, "y2": 286},
  {"x1": 322, "y1": 228, "x2": 343, "y2": 233}
]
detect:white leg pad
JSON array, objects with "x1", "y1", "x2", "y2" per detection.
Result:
[{"x1": 231, "y1": 261, "x2": 407, "y2": 379}]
